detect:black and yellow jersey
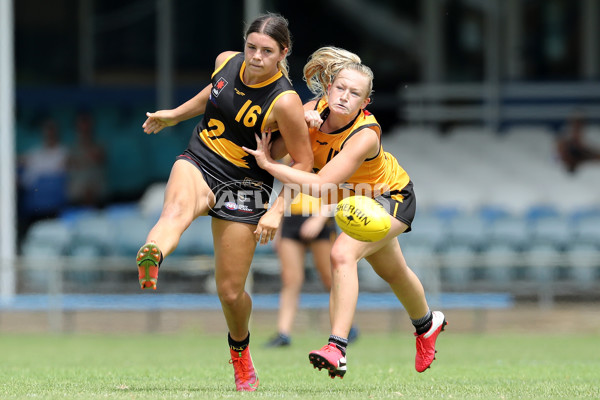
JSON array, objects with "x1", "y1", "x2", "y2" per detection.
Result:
[
  {"x1": 186, "y1": 52, "x2": 296, "y2": 187},
  {"x1": 310, "y1": 98, "x2": 411, "y2": 201}
]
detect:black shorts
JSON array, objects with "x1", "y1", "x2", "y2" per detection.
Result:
[
  {"x1": 280, "y1": 214, "x2": 336, "y2": 243},
  {"x1": 176, "y1": 152, "x2": 272, "y2": 225},
  {"x1": 373, "y1": 180, "x2": 416, "y2": 232}
]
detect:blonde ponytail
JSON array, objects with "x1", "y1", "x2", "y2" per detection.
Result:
[
  {"x1": 278, "y1": 59, "x2": 290, "y2": 80},
  {"x1": 303, "y1": 46, "x2": 373, "y2": 100}
]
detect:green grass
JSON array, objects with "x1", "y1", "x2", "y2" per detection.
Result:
[{"x1": 0, "y1": 332, "x2": 598, "y2": 399}]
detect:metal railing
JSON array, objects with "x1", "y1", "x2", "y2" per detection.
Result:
[{"x1": 399, "y1": 82, "x2": 600, "y2": 128}]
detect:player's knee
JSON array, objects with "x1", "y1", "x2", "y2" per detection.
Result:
[
  {"x1": 160, "y1": 200, "x2": 194, "y2": 226},
  {"x1": 217, "y1": 284, "x2": 246, "y2": 307},
  {"x1": 330, "y1": 246, "x2": 354, "y2": 272}
]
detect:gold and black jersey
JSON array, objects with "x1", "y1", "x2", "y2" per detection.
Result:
[
  {"x1": 310, "y1": 98, "x2": 411, "y2": 201},
  {"x1": 186, "y1": 52, "x2": 296, "y2": 187}
]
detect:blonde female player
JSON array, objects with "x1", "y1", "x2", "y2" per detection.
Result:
[
  {"x1": 137, "y1": 13, "x2": 313, "y2": 391},
  {"x1": 244, "y1": 47, "x2": 446, "y2": 379}
]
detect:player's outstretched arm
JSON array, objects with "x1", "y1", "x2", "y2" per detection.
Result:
[{"x1": 142, "y1": 84, "x2": 212, "y2": 134}]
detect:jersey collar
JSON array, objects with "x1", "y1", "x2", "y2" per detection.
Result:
[{"x1": 240, "y1": 61, "x2": 283, "y2": 88}]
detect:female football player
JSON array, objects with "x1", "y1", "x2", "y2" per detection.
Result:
[
  {"x1": 244, "y1": 46, "x2": 446, "y2": 379},
  {"x1": 137, "y1": 13, "x2": 313, "y2": 391}
]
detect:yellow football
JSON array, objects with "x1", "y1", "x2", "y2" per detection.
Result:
[{"x1": 335, "y1": 196, "x2": 391, "y2": 242}]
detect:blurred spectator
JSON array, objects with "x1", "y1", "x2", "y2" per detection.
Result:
[
  {"x1": 556, "y1": 112, "x2": 600, "y2": 173},
  {"x1": 18, "y1": 118, "x2": 69, "y2": 234},
  {"x1": 67, "y1": 112, "x2": 107, "y2": 207}
]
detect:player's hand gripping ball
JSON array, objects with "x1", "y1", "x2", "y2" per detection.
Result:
[{"x1": 335, "y1": 196, "x2": 391, "y2": 242}]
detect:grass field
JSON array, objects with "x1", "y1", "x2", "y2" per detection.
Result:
[{"x1": 0, "y1": 331, "x2": 598, "y2": 399}]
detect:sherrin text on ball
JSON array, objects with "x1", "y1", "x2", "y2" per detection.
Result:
[{"x1": 334, "y1": 196, "x2": 391, "y2": 242}]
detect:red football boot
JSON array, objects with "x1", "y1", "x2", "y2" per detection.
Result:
[
  {"x1": 136, "y1": 243, "x2": 161, "y2": 290},
  {"x1": 415, "y1": 311, "x2": 447, "y2": 372},
  {"x1": 229, "y1": 346, "x2": 259, "y2": 391}
]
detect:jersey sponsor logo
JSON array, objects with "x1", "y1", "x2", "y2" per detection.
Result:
[
  {"x1": 219, "y1": 197, "x2": 253, "y2": 213},
  {"x1": 242, "y1": 177, "x2": 263, "y2": 189},
  {"x1": 224, "y1": 202, "x2": 238, "y2": 210},
  {"x1": 212, "y1": 77, "x2": 228, "y2": 97},
  {"x1": 234, "y1": 87, "x2": 246, "y2": 96},
  {"x1": 224, "y1": 201, "x2": 253, "y2": 213},
  {"x1": 316, "y1": 140, "x2": 328, "y2": 145},
  {"x1": 209, "y1": 180, "x2": 272, "y2": 222}
]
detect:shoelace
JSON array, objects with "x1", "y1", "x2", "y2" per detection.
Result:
[
  {"x1": 323, "y1": 344, "x2": 340, "y2": 354},
  {"x1": 230, "y1": 353, "x2": 252, "y2": 382}
]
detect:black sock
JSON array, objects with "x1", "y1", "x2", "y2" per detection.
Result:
[
  {"x1": 328, "y1": 335, "x2": 348, "y2": 356},
  {"x1": 412, "y1": 310, "x2": 433, "y2": 335},
  {"x1": 228, "y1": 332, "x2": 250, "y2": 352}
]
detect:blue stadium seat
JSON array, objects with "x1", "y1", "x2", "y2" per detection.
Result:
[
  {"x1": 175, "y1": 218, "x2": 215, "y2": 256},
  {"x1": 113, "y1": 213, "x2": 156, "y2": 256},
  {"x1": 480, "y1": 243, "x2": 521, "y2": 284},
  {"x1": 21, "y1": 219, "x2": 72, "y2": 256},
  {"x1": 438, "y1": 243, "x2": 477, "y2": 290},
  {"x1": 572, "y1": 216, "x2": 600, "y2": 245},
  {"x1": 67, "y1": 243, "x2": 104, "y2": 284},
  {"x1": 59, "y1": 206, "x2": 98, "y2": 228},
  {"x1": 487, "y1": 216, "x2": 531, "y2": 250},
  {"x1": 400, "y1": 241, "x2": 439, "y2": 288},
  {"x1": 478, "y1": 205, "x2": 511, "y2": 224},
  {"x1": 446, "y1": 212, "x2": 490, "y2": 251},
  {"x1": 404, "y1": 212, "x2": 446, "y2": 250},
  {"x1": 529, "y1": 215, "x2": 572, "y2": 250},
  {"x1": 523, "y1": 243, "x2": 561, "y2": 283},
  {"x1": 71, "y1": 214, "x2": 114, "y2": 256},
  {"x1": 565, "y1": 243, "x2": 600, "y2": 287},
  {"x1": 21, "y1": 219, "x2": 71, "y2": 290},
  {"x1": 525, "y1": 204, "x2": 561, "y2": 221}
]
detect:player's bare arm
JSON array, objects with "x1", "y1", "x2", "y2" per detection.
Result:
[
  {"x1": 253, "y1": 93, "x2": 313, "y2": 244},
  {"x1": 142, "y1": 51, "x2": 237, "y2": 134},
  {"x1": 143, "y1": 84, "x2": 211, "y2": 134},
  {"x1": 302, "y1": 100, "x2": 323, "y2": 129},
  {"x1": 268, "y1": 93, "x2": 313, "y2": 172},
  {"x1": 245, "y1": 128, "x2": 378, "y2": 196}
]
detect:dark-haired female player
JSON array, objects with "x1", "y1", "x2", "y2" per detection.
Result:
[{"x1": 136, "y1": 13, "x2": 313, "y2": 391}]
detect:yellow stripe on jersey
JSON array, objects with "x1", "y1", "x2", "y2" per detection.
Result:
[
  {"x1": 239, "y1": 62, "x2": 285, "y2": 88},
  {"x1": 211, "y1": 52, "x2": 240, "y2": 79},
  {"x1": 260, "y1": 90, "x2": 296, "y2": 133},
  {"x1": 199, "y1": 118, "x2": 250, "y2": 168}
]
